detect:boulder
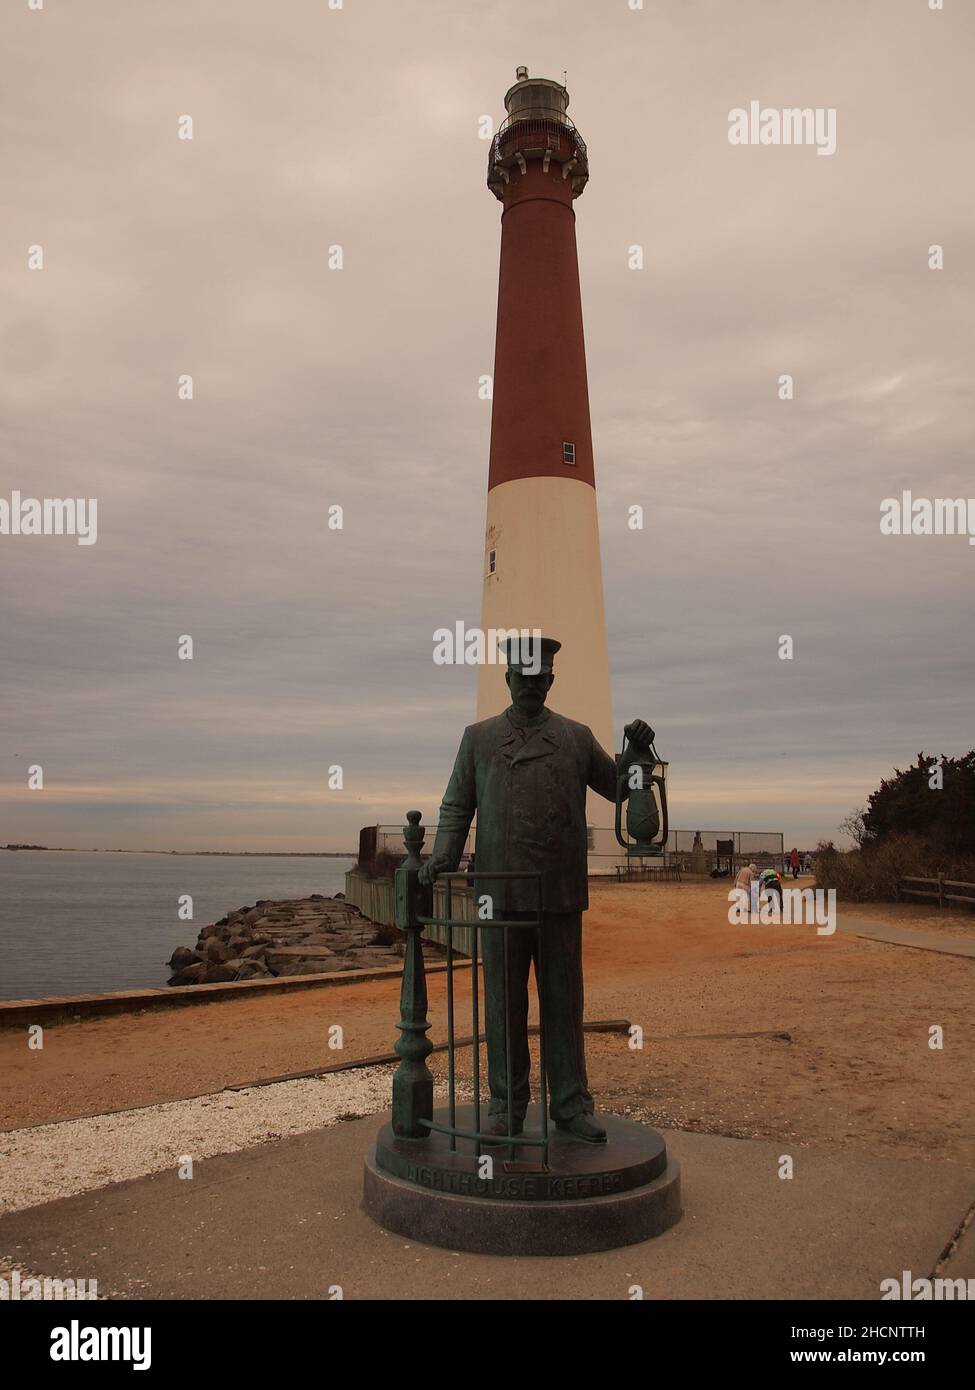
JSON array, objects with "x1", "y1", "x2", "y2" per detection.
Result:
[
  {"x1": 228, "y1": 934, "x2": 252, "y2": 953},
  {"x1": 169, "y1": 945, "x2": 204, "y2": 970},
  {"x1": 273, "y1": 959, "x2": 336, "y2": 977},
  {"x1": 346, "y1": 951, "x2": 398, "y2": 969},
  {"x1": 267, "y1": 946, "x2": 334, "y2": 971},
  {"x1": 234, "y1": 960, "x2": 269, "y2": 981},
  {"x1": 206, "y1": 939, "x2": 234, "y2": 964},
  {"x1": 168, "y1": 962, "x2": 208, "y2": 986},
  {"x1": 197, "y1": 925, "x2": 231, "y2": 944},
  {"x1": 201, "y1": 962, "x2": 238, "y2": 984},
  {"x1": 241, "y1": 943, "x2": 268, "y2": 960}
]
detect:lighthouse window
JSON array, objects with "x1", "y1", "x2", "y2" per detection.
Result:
[
  {"x1": 562, "y1": 442, "x2": 576, "y2": 464},
  {"x1": 488, "y1": 549, "x2": 497, "y2": 575}
]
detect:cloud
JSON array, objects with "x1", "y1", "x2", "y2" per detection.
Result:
[{"x1": 1, "y1": 0, "x2": 972, "y2": 851}]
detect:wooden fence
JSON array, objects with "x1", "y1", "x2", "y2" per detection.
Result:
[{"x1": 899, "y1": 875, "x2": 975, "y2": 909}]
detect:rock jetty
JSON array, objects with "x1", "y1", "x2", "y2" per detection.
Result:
[{"x1": 166, "y1": 894, "x2": 426, "y2": 987}]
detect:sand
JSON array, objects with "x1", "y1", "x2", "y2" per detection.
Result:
[{"x1": 1, "y1": 883, "x2": 972, "y2": 1169}]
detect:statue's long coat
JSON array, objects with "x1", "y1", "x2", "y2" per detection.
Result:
[{"x1": 431, "y1": 708, "x2": 619, "y2": 914}]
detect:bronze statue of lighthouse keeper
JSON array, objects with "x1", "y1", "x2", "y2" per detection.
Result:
[{"x1": 419, "y1": 635, "x2": 657, "y2": 1144}]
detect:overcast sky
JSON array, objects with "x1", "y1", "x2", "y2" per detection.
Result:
[{"x1": 1, "y1": 0, "x2": 972, "y2": 853}]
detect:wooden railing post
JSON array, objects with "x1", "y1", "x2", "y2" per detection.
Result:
[{"x1": 391, "y1": 811, "x2": 434, "y2": 1138}]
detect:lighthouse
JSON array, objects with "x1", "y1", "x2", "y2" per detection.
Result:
[{"x1": 477, "y1": 69, "x2": 614, "y2": 765}]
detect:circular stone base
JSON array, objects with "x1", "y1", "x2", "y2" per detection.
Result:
[{"x1": 363, "y1": 1106, "x2": 681, "y2": 1256}]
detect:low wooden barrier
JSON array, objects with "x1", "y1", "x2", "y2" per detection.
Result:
[{"x1": 899, "y1": 875, "x2": 975, "y2": 909}]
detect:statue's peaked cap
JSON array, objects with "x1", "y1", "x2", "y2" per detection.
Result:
[{"x1": 503, "y1": 635, "x2": 561, "y2": 674}]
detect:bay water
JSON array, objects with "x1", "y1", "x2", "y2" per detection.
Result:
[{"x1": 0, "y1": 851, "x2": 356, "y2": 1000}]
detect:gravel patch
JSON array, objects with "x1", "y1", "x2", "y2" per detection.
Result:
[{"x1": 0, "y1": 1067, "x2": 407, "y2": 1215}]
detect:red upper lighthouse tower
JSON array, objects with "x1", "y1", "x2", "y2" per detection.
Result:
[{"x1": 477, "y1": 68, "x2": 613, "y2": 756}]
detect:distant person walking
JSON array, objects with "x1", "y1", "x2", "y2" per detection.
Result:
[{"x1": 789, "y1": 847, "x2": 801, "y2": 879}]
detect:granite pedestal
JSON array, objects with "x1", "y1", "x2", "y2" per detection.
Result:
[{"x1": 363, "y1": 1104, "x2": 681, "y2": 1256}]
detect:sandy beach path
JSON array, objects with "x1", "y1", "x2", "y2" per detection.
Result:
[{"x1": 2, "y1": 883, "x2": 972, "y2": 1168}]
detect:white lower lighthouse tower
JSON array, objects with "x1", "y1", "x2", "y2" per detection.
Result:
[{"x1": 476, "y1": 69, "x2": 614, "y2": 764}]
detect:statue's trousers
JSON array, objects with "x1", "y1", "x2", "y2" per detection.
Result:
[{"x1": 481, "y1": 911, "x2": 594, "y2": 1123}]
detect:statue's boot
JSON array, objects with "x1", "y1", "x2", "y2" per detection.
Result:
[
  {"x1": 556, "y1": 1113, "x2": 607, "y2": 1144},
  {"x1": 483, "y1": 1114, "x2": 524, "y2": 1144}
]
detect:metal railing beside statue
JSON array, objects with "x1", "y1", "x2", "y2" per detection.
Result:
[{"x1": 391, "y1": 809, "x2": 549, "y2": 1162}]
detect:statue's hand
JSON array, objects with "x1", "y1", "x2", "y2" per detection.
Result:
[
  {"x1": 418, "y1": 853, "x2": 451, "y2": 886},
  {"x1": 624, "y1": 719, "x2": 655, "y2": 753}
]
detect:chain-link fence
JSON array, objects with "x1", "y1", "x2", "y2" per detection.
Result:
[
  {"x1": 363, "y1": 824, "x2": 783, "y2": 878},
  {"x1": 669, "y1": 829, "x2": 785, "y2": 875}
]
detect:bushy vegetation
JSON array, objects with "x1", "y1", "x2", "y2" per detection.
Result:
[
  {"x1": 860, "y1": 751, "x2": 975, "y2": 854},
  {"x1": 814, "y1": 833, "x2": 975, "y2": 901},
  {"x1": 816, "y1": 752, "x2": 975, "y2": 902}
]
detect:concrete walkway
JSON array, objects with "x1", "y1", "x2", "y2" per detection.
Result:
[
  {"x1": 838, "y1": 919, "x2": 975, "y2": 959},
  {"x1": 1, "y1": 1112, "x2": 971, "y2": 1301}
]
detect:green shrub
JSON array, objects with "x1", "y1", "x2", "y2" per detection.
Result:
[{"x1": 862, "y1": 752, "x2": 975, "y2": 857}]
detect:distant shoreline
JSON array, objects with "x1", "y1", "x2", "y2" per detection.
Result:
[{"x1": 3, "y1": 847, "x2": 356, "y2": 858}]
